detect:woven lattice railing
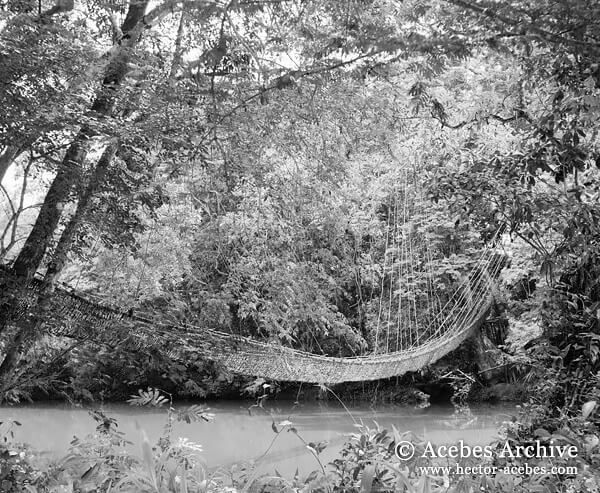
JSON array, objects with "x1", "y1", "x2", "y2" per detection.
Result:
[{"x1": 0, "y1": 268, "x2": 492, "y2": 383}]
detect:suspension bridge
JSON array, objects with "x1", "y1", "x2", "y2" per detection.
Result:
[{"x1": 0, "y1": 168, "x2": 502, "y2": 384}]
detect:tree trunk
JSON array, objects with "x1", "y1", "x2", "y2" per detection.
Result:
[
  {"x1": 10, "y1": 0, "x2": 149, "y2": 280},
  {"x1": 0, "y1": 0, "x2": 149, "y2": 392},
  {"x1": 0, "y1": 142, "x2": 118, "y2": 389},
  {"x1": 0, "y1": 319, "x2": 39, "y2": 394},
  {"x1": 11, "y1": 138, "x2": 88, "y2": 278},
  {"x1": 45, "y1": 141, "x2": 118, "y2": 286},
  {"x1": 471, "y1": 330, "x2": 507, "y2": 383},
  {"x1": 169, "y1": 8, "x2": 187, "y2": 80}
]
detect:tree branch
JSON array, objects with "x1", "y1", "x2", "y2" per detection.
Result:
[
  {"x1": 41, "y1": 0, "x2": 74, "y2": 18},
  {"x1": 444, "y1": 0, "x2": 600, "y2": 51},
  {"x1": 437, "y1": 110, "x2": 533, "y2": 130},
  {"x1": 199, "y1": 51, "x2": 385, "y2": 141},
  {"x1": 168, "y1": 7, "x2": 187, "y2": 80}
]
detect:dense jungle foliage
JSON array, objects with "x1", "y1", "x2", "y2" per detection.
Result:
[{"x1": 1, "y1": 0, "x2": 600, "y2": 490}]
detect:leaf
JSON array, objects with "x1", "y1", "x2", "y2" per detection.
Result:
[
  {"x1": 311, "y1": 440, "x2": 328, "y2": 454},
  {"x1": 127, "y1": 388, "x2": 169, "y2": 408},
  {"x1": 177, "y1": 405, "x2": 214, "y2": 423},
  {"x1": 305, "y1": 470, "x2": 319, "y2": 483},
  {"x1": 585, "y1": 434, "x2": 600, "y2": 451},
  {"x1": 582, "y1": 400, "x2": 597, "y2": 419},
  {"x1": 391, "y1": 424, "x2": 403, "y2": 444},
  {"x1": 396, "y1": 472, "x2": 416, "y2": 493},
  {"x1": 534, "y1": 428, "x2": 551, "y2": 438}
]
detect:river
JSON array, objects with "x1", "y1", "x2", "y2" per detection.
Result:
[{"x1": 0, "y1": 401, "x2": 515, "y2": 476}]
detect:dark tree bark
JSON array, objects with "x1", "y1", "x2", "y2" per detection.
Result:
[
  {"x1": 0, "y1": 142, "x2": 118, "y2": 389},
  {"x1": 0, "y1": 319, "x2": 39, "y2": 392},
  {"x1": 12, "y1": 139, "x2": 88, "y2": 278},
  {"x1": 44, "y1": 141, "x2": 118, "y2": 286}
]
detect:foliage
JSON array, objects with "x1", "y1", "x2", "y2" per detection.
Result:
[
  {"x1": 0, "y1": 336, "x2": 243, "y2": 403},
  {"x1": 423, "y1": 0, "x2": 600, "y2": 422},
  {"x1": 0, "y1": 389, "x2": 217, "y2": 492},
  {"x1": 493, "y1": 399, "x2": 600, "y2": 493},
  {"x1": 0, "y1": 0, "x2": 599, "y2": 459},
  {"x1": 128, "y1": 387, "x2": 170, "y2": 407},
  {"x1": 0, "y1": 419, "x2": 40, "y2": 492},
  {"x1": 0, "y1": 0, "x2": 495, "y2": 391},
  {"x1": 0, "y1": 14, "x2": 97, "y2": 150},
  {"x1": 0, "y1": 392, "x2": 599, "y2": 492}
]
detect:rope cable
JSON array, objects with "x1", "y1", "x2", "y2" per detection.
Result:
[
  {"x1": 385, "y1": 186, "x2": 399, "y2": 353},
  {"x1": 374, "y1": 184, "x2": 393, "y2": 354},
  {"x1": 406, "y1": 169, "x2": 421, "y2": 348},
  {"x1": 395, "y1": 172, "x2": 407, "y2": 352},
  {"x1": 417, "y1": 174, "x2": 444, "y2": 336},
  {"x1": 401, "y1": 167, "x2": 413, "y2": 349},
  {"x1": 424, "y1": 239, "x2": 496, "y2": 340},
  {"x1": 434, "y1": 242, "x2": 497, "y2": 338}
]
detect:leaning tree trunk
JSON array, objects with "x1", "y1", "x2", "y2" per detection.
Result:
[
  {"x1": 44, "y1": 140, "x2": 118, "y2": 286},
  {"x1": 0, "y1": 142, "x2": 118, "y2": 390},
  {"x1": 0, "y1": 0, "x2": 149, "y2": 391},
  {"x1": 11, "y1": 138, "x2": 88, "y2": 278},
  {"x1": 10, "y1": 0, "x2": 149, "y2": 280}
]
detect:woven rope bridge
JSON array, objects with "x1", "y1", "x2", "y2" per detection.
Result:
[
  {"x1": 1, "y1": 168, "x2": 500, "y2": 384},
  {"x1": 2, "y1": 267, "x2": 493, "y2": 384}
]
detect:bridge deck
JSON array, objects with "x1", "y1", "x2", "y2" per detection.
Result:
[{"x1": 0, "y1": 268, "x2": 492, "y2": 383}]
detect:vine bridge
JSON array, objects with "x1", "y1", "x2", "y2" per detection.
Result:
[{"x1": 1, "y1": 170, "x2": 502, "y2": 384}]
